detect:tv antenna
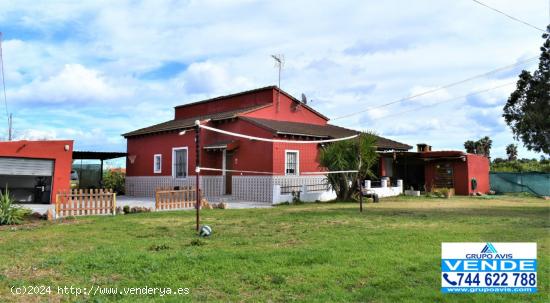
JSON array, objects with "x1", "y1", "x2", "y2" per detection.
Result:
[
  {"x1": 0, "y1": 32, "x2": 12, "y2": 141},
  {"x1": 271, "y1": 54, "x2": 284, "y2": 112}
]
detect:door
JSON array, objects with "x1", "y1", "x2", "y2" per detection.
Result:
[
  {"x1": 0, "y1": 157, "x2": 54, "y2": 203},
  {"x1": 0, "y1": 157, "x2": 54, "y2": 175},
  {"x1": 225, "y1": 151, "x2": 233, "y2": 194}
]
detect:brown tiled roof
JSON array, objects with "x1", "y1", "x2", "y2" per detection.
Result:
[
  {"x1": 241, "y1": 117, "x2": 412, "y2": 151},
  {"x1": 122, "y1": 105, "x2": 266, "y2": 137}
]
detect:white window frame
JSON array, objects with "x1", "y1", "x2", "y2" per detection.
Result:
[
  {"x1": 285, "y1": 150, "x2": 300, "y2": 176},
  {"x1": 172, "y1": 147, "x2": 189, "y2": 179},
  {"x1": 153, "y1": 154, "x2": 162, "y2": 174}
]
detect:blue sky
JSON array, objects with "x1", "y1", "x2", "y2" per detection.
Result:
[{"x1": 0, "y1": 0, "x2": 547, "y2": 165}]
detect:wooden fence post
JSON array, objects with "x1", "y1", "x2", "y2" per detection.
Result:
[{"x1": 112, "y1": 192, "x2": 117, "y2": 215}]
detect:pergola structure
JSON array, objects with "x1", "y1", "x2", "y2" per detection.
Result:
[{"x1": 72, "y1": 151, "x2": 127, "y2": 187}]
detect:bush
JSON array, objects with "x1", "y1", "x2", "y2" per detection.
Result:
[
  {"x1": 491, "y1": 158, "x2": 550, "y2": 172},
  {"x1": 103, "y1": 170, "x2": 125, "y2": 195},
  {"x1": 0, "y1": 188, "x2": 31, "y2": 225}
]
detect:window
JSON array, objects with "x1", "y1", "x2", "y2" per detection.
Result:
[
  {"x1": 153, "y1": 154, "x2": 162, "y2": 173},
  {"x1": 285, "y1": 150, "x2": 299, "y2": 175},
  {"x1": 172, "y1": 147, "x2": 188, "y2": 178}
]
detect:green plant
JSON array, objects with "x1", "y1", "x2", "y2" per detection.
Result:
[
  {"x1": 319, "y1": 132, "x2": 378, "y2": 201},
  {"x1": 103, "y1": 170, "x2": 125, "y2": 195},
  {"x1": 0, "y1": 188, "x2": 31, "y2": 225},
  {"x1": 291, "y1": 190, "x2": 302, "y2": 203}
]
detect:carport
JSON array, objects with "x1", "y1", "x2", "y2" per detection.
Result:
[{"x1": 72, "y1": 151, "x2": 127, "y2": 188}]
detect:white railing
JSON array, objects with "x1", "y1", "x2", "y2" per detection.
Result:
[{"x1": 363, "y1": 179, "x2": 403, "y2": 198}]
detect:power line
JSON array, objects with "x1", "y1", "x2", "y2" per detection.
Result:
[
  {"x1": 369, "y1": 81, "x2": 516, "y2": 121},
  {"x1": 471, "y1": 0, "x2": 546, "y2": 33},
  {"x1": 0, "y1": 32, "x2": 11, "y2": 141},
  {"x1": 331, "y1": 56, "x2": 537, "y2": 120}
]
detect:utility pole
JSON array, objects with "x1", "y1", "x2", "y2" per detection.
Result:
[
  {"x1": 195, "y1": 120, "x2": 201, "y2": 232},
  {"x1": 0, "y1": 32, "x2": 11, "y2": 141},
  {"x1": 8, "y1": 113, "x2": 12, "y2": 141}
]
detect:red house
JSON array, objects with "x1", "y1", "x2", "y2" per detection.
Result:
[{"x1": 123, "y1": 86, "x2": 411, "y2": 201}]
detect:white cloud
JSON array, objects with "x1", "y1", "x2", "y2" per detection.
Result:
[
  {"x1": 181, "y1": 61, "x2": 252, "y2": 95},
  {"x1": 406, "y1": 86, "x2": 452, "y2": 106},
  {"x1": 9, "y1": 64, "x2": 131, "y2": 104},
  {"x1": 17, "y1": 129, "x2": 57, "y2": 140}
]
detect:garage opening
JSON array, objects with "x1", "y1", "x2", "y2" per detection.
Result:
[{"x1": 0, "y1": 157, "x2": 54, "y2": 204}]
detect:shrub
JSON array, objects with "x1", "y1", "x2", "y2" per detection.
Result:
[
  {"x1": 291, "y1": 191, "x2": 301, "y2": 203},
  {"x1": 0, "y1": 188, "x2": 31, "y2": 225},
  {"x1": 103, "y1": 170, "x2": 125, "y2": 195}
]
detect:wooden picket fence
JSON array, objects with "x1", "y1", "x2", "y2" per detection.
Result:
[
  {"x1": 155, "y1": 187, "x2": 206, "y2": 210},
  {"x1": 55, "y1": 189, "x2": 116, "y2": 218}
]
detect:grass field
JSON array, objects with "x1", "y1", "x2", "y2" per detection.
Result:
[{"x1": 0, "y1": 195, "x2": 548, "y2": 302}]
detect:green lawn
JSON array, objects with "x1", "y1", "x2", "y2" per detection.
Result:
[{"x1": 0, "y1": 195, "x2": 548, "y2": 302}]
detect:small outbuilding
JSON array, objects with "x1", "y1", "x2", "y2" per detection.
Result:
[
  {"x1": 378, "y1": 144, "x2": 490, "y2": 195},
  {"x1": 0, "y1": 140, "x2": 73, "y2": 203}
]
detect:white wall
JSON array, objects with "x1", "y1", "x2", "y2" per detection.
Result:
[{"x1": 363, "y1": 179, "x2": 403, "y2": 198}]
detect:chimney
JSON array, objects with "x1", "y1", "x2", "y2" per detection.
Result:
[{"x1": 417, "y1": 143, "x2": 432, "y2": 152}]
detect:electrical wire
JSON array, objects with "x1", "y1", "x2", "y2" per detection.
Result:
[
  {"x1": 472, "y1": 0, "x2": 546, "y2": 33},
  {"x1": 199, "y1": 124, "x2": 359, "y2": 143},
  {"x1": 331, "y1": 56, "x2": 538, "y2": 120},
  {"x1": 369, "y1": 81, "x2": 516, "y2": 121},
  {"x1": 198, "y1": 167, "x2": 357, "y2": 175}
]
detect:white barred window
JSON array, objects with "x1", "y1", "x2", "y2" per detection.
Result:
[
  {"x1": 285, "y1": 150, "x2": 299, "y2": 175},
  {"x1": 153, "y1": 154, "x2": 162, "y2": 173}
]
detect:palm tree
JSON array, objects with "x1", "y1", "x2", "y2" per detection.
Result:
[
  {"x1": 477, "y1": 136, "x2": 493, "y2": 158},
  {"x1": 506, "y1": 144, "x2": 518, "y2": 161},
  {"x1": 464, "y1": 140, "x2": 477, "y2": 154},
  {"x1": 319, "y1": 132, "x2": 378, "y2": 201}
]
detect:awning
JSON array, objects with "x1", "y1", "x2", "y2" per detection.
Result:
[
  {"x1": 73, "y1": 151, "x2": 127, "y2": 160},
  {"x1": 203, "y1": 140, "x2": 239, "y2": 151}
]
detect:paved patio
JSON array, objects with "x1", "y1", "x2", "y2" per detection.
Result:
[{"x1": 18, "y1": 195, "x2": 271, "y2": 214}]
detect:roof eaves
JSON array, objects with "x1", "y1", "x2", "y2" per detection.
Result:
[
  {"x1": 275, "y1": 131, "x2": 329, "y2": 138},
  {"x1": 174, "y1": 86, "x2": 277, "y2": 109}
]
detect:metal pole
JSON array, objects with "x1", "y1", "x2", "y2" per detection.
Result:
[
  {"x1": 195, "y1": 121, "x2": 201, "y2": 232},
  {"x1": 358, "y1": 179, "x2": 363, "y2": 212}
]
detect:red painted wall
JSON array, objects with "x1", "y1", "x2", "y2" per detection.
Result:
[
  {"x1": 424, "y1": 154, "x2": 489, "y2": 195},
  {"x1": 126, "y1": 131, "x2": 196, "y2": 177},
  {"x1": 272, "y1": 142, "x2": 321, "y2": 175},
  {"x1": 0, "y1": 140, "x2": 73, "y2": 203},
  {"x1": 126, "y1": 119, "x2": 275, "y2": 177},
  {"x1": 424, "y1": 160, "x2": 468, "y2": 195},
  {"x1": 243, "y1": 91, "x2": 327, "y2": 125},
  {"x1": 466, "y1": 154, "x2": 490, "y2": 194},
  {"x1": 174, "y1": 89, "x2": 273, "y2": 120}
]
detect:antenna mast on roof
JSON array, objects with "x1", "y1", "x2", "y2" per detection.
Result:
[
  {"x1": 271, "y1": 54, "x2": 284, "y2": 113},
  {"x1": 0, "y1": 32, "x2": 12, "y2": 141}
]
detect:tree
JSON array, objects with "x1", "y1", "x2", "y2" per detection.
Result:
[
  {"x1": 464, "y1": 140, "x2": 477, "y2": 154},
  {"x1": 477, "y1": 136, "x2": 492, "y2": 158},
  {"x1": 506, "y1": 144, "x2": 518, "y2": 161},
  {"x1": 464, "y1": 136, "x2": 492, "y2": 157},
  {"x1": 319, "y1": 132, "x2": 378, "y2": 201},
  {"x1": 503, "y1": 25, "x2": 550, "y2": 154},
  {"x1": 103, "y1": 170, "x2": 125, "y2": 195}
]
